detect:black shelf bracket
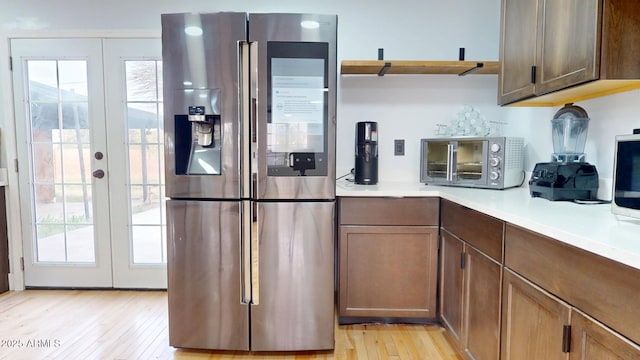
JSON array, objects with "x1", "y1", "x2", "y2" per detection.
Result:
[
  {"x1": 378, "y1": 62, "x2": 391, "y2": 76},
  {"x1": 376, "y1": 48, "x2": 391, "y2": 76},
  {"x1": 458, "y1": 62, "x2": 484, "y2": 76}
]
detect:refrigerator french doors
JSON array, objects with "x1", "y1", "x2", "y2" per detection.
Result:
[{"x1": 162, "y1": 12, "x2": 337, "y2": 351}]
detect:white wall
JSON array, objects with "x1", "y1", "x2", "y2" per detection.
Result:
[
  {"x1": 1, "y1": 0, "x2": 639, "y2": 289},
  {"x1": 339, "y1": 75, "x2": 510, "y2": 181},
  {"x1": 3, "y1": 0, "x2": 637, "y2": 179},
  {"x1": 0, "y1": 0, "x2": 502, "y2": 175}
]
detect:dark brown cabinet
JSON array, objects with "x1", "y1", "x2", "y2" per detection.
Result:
[
  {"x1": 439, "y1": 230, "x2": 464, "y2": 342},
  {"x1": 570, "y1": 311, "x2": 640, "y2": 360},
  {"x1": 0, "y1": 188, "x2": 9, "y2": 293},
  {"x1": 505, "y1": 224, "x2": 640, "y2": 347},
  {"x1": 440, "y1": 199, "x2": 504, "y2": 360},
  {"x1": 502, "y1": 269, "x2": 640, "y2": 360},
  {"x1": 499, "y1": 0, "x2": 640, "y2": 106},
  {"x1": 504, "y1": 224, "x2": 640, "y2": 359},
  {"x1": 499, "y1": 0, "x2": 600, "y2": 105},
  {"x1": 337, "y1": 197, "x2": 439, "y2": 323},
  {"x1": 498, "y1": 0, "x2": 538, "y2": 105},
  {"x1": 501, "y1": 269, "x2": 571, "y2": 360},
  {"x1": 535, "y1": 0, "x2": 600, "y2": 95},
  {"x1": 464, "y1": 245, "x2": 502, "y2": 360}
]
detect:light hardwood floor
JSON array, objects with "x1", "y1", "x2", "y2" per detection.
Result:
[{"x1": 0, "y1": 290, "x2": 462, "y2": 360}]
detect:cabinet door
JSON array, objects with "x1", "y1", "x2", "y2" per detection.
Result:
[
  {"x1": 440, "y1": 230, "x2": 464, "y2": 342},
  {"x1": 464, "y1": 245, "x2": 502, "y2": 360},
  {"x1": 536, "y1": 0, "x2": 601, "y2": 95},
  {"x1": 502, "y1": 269, "x2": 570, "y2": 360},
  {"x1": 338, "y1": 225, "x2": 438, "y2": 320},
  {"x1": 498, "y1": 0, "x2": 538, "y2": 105},
  {"x1": 570, "y1": 311, "x2": 640, "y2": 360}
]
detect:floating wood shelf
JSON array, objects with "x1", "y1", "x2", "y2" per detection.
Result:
[{"x1": 341, "y1": 60, "x2": 500, "y2": 76}]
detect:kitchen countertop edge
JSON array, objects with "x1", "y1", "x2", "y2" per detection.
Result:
[{"x1": 337, "y1": 180, "x2": 640, "y2": 271}]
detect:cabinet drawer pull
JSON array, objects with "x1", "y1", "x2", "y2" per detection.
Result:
[
  {"x1": 531, "y1": 65, "x2": 537, "y2": 84},
  {"x1": 562, "y1": 325, "x2": 571, "y2": 353}
]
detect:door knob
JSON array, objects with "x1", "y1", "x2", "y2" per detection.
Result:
[
  {"x1": 92, "y1": 169, "x2": 105, "y2": 179},
  {"x1": 95, "y1": 151, "x2": 104, "y2": 160}
]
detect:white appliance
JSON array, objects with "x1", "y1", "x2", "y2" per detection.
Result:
[{"x1": 612, "y1": 132, "x2": 640, "y2": 219}]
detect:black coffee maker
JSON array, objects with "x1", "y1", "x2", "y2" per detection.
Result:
[{"x1": 355, "y1": 121, "x2": 378, "y2": 185}]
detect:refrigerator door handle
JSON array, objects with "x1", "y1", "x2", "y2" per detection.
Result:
[
  {"x1": 240, "y1": 201, "x2": 252, "y2": 304},
  {"x1": 239, "y1": 41, "x2": 251, "y2": 199},
  {"x1": 249, "y1": 41, "x2": 259, "y2": 199},
  {"x1": 249, "y1": 41, "x2": 258, "y2": 145},
  {"x1": 446, "y1": 143, "x2": 454, "y2": 182},
  {"x1": 251, "y1": 203, "x2": 259, "y2": 305}
]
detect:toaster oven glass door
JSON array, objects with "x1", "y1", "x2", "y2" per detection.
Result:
[
  {"x1": 455, "y1": 140, "x2": 487, "y2": 183},
  {"x1": 425, "y1": 141, "x2": 450, "y2": 181},
  {"x1": 422, "y1": 139, "x2": 488, "y2": 185}
]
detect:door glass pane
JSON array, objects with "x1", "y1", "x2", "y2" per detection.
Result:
[
  {"x1": 457, "y1": 140, "x2": 484, "y2": 180},
  {"x1": 426, "y1": 141, "x2": 449, "y2": 179},
  {"x1": 124, "y1": 60, "x2": 166, "y2": 264},
  {"x1": 27, "y1": 60, "x2": 96, "y2": 263}
]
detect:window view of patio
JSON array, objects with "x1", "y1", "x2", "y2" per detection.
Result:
[
  {"x1": 28, "y1": 60, "x2": 95, "y2": 263},
  {"x1": 124, "y1": 60, "x2": 166, "y2": 264},
  {"x1": 26, "y1": 59, "x2": 165, "y2": 265}
]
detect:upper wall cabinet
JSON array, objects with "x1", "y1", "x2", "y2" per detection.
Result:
[{"x1": 499, "y1": 0, "x2": 640, "y2": 106}]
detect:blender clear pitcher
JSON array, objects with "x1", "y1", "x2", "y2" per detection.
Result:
[{"x1": 551, "y1": 104, "x2": 590, "y2": 162}]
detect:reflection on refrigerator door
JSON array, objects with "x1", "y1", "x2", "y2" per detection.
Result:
[
  {"x1": 162, "y1": 12, "x2": 244, "y2": 200},
  {"x1": 251, "y1": 201, "x2": 335, "y2": 351},
  {"x1": 166, "y1": 200, "x2": 249, "y2": 350}
]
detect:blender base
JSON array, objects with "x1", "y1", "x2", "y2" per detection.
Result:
[{"x1": 528, "y1": 162, "x2": 599, "y2": 201}]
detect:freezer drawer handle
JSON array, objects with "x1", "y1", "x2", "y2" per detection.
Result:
[
  {"x1": 250, "y1": 204, "x2": 259, "y2": 306},
  {"x1": 240, "y1": 201, "x2": 252, "y2": 304}
]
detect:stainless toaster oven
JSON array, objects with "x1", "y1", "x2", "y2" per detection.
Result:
[{"x1": 420, "y1": 137, "x2": 525, "y2": 189}]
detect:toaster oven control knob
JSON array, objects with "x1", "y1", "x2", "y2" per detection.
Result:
[
  {"x1": 490, "y1": 157, "x2": 500, "y2": 167},
  {"x1": 490, "y1": 170, "x2": 501, "y2": 181},
  {"x1": 490, "y1": 143, "x2": 501, "y2": 153}
]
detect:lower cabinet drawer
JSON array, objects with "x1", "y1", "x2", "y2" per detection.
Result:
[
  {"x1": 339, "y1": 197, "x2": 439, "y2": 226},
  {"x1": 338, "y1": 225, "x2": 438, "y2": 322},
  {"x1": 441, "y1": 199, "x2": 504, "y2": 262}
]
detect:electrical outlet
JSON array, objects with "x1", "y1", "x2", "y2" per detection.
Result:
[{"x1": 394, "y1": 139, "x2": 405, "y2": 156}]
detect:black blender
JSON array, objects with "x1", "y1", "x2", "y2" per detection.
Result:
[{"x1": 529, "y1": 103, "x2": 599, "y2": 201}]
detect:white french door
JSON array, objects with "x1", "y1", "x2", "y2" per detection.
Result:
[{"x1": 11, "y1": 38, "x2": 166, "y2": 288}]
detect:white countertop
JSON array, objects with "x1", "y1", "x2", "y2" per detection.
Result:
[{"x1": 337, "y1": 179, "x2": 640, "y2": 271}]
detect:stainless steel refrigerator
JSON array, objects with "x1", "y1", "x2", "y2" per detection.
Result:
[{"x1": 161, "y1": 12, "x2": 337, "y2": 351}]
